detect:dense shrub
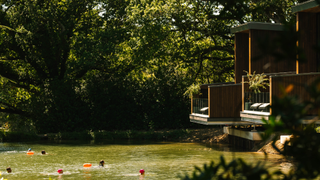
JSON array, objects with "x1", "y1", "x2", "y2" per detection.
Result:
[
  {"x1": 58, "y1": 131, "x2": 93, "y2": 141},
  {"x1": 2, "y1": 131, "x2": 40, "y2": 142},
  {"x1": 93, "y1": 129, "x2": 190, "y2": 141}
]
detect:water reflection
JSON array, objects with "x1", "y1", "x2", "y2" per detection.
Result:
[
  {"x1": 83, "y1": 167, "x2": 91, "y2": 179},
  {"x1": 0, "y1": 142, "x2": 28, "y2": 152},
  {"x1": 0, "y1": 140, "x2": 285, "y2": 180}
]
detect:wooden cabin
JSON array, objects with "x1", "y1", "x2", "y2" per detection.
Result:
[
  {"x1": 190, "y1": 22, "x2": 290, "y2": 125},
  {"x1": 190, "y1": 0, "x2": 320, "y2": 126},
  {"x1": 293, "y1": 0, "x2": 320, "y2": 73},
  {"x1": 232, "y1": 22, "x2": 295, "y2": 83},
  {"x1": 240, "y1": 0, "x2": 320, "y2": 124}
]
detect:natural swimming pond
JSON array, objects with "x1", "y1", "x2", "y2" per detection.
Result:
[{"x1": 0, "y1": 140, "x2": 285, "y2": 180}]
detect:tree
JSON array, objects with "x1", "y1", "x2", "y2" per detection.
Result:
[
  {"x1": 0, "y1": 0, "x2": 306, "y2": 133},
  {"x1": 126, "y1": 0, "x2": 303, "y2": 85},
  {"x1": 0, "y1": 0, "x2": 131, "y2": 133}
]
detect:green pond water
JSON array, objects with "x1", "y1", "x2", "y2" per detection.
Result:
[{"x1": 0, "y1": 140, "x2": 285, "y2": 180}]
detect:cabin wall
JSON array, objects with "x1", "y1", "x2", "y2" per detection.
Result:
[
  {"x1": 270, "y1": 73, "x2": 320, "y2": 115},
  {"x1": 250, "y1": 29, "x2": 296, "y2": 74},
  {"x1": 235, "y1": 33, "x2": 249, "y2": 83},
  {"x1": 208, "y1": 84, "x2": 242, "y2": 118},
  {"x1": 297, "y1": 12, "x2": 319, "y2": 73}
]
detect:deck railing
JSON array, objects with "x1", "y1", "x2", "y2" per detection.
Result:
[
  {"x1": 244, "y1": 92, "x2": 270, "y2": 112},
  {"x1": 192, "y1": 98, "x2": 208, "y2": 115}
]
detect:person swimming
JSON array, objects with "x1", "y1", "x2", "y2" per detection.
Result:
[
  {"x1": 41, "y1": 150, "x2": 46, "y2": 154},
  {"x1": 6, "y1": 167, "x2": 11, "y2": 173},
  {"x1": 139, "y1": 169, "x2": 145, "y2": 175},
  {"x1": 57, "y1": 169, "x2": 63, "y2": 174},
  {"x1": 139, "y1": 169, "x2": 145, "y2": 179},
  {"x1": 99, "y1": 160, "x2": 105, "y2": 167}
]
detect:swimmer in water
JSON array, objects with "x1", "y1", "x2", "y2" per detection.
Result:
[
  {"x1": 139, "y1": 169, "x2": 145, "y2": 175},
  {"x1": 139, "y1": 169, "x2": 145, "y2": 179},
  {"x1": 6, "y1": 167, "x2": 11, "y2": 173},
  {"x1": 99, "y1": 160, "x2": 105, "y2": 167},
  {"x1": 41, "y1": 150, "x2": 46, "y2": 154},
  {"x1": 57, "y1": 169, "x2": 63, "y2": 174}
]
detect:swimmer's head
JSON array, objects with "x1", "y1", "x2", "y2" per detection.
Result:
[
  {"x1": 6, "y1": 167, "x2": 12, "y2": 173},
  {"x1": 57, "y1": 169, "x2": 63, "y2": 174},
  {"x1": 41, "y1": 150, "x2": 46, "y2": 154},
  {"x1": 139, "y1": 169, "x2": 145, "y2": 175},
  {"x1": 28, "y1": 148, "x2": 31, "y2": 151},
  {"x1": 99, "y1": 160, "x2": 105, "y2": 167}
]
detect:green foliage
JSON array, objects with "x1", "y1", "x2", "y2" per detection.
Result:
[
  {"x1": 58, "y1": 131, "x2": 93, "y2": 141},
  {"x1": 183, "y1": 79, "x2": 320, "y2": 179},
  {"x1": 0, "y1": 130, "x2": 4, "y2": 141},
  {"x1": 260, "y1": 76, "x2": 320, "y2": 179},
  {"x1": 0, "y1": 0, "x2": 303, "y2": 133},
  {"x1": 43, "y1": 131, "x2": 93, "y2": 141},
  {"x1": 183, "y1": 156, "x2": 278, "y2": 180},
  {"x1": 93, "y1": 129, "x2": 190, "y2": 141},
  {"x1": 184, "y1": 84, "x2": 201, "y2": 98},
  {"x1": 183, "y1": 1, "x2": 320, "y2": 179},
  {"x1": 93, "y1": 131, "x2": 114, "y2": 140},
  {"x1": 244, "y1": 71, "x2": 269, "y2": 93},
  {"x1": 2, "y1": 131, "x2": 39, "y2": 142},
  {"x1": 0, "y1": 0, "x2": 133, "y2": 133}
]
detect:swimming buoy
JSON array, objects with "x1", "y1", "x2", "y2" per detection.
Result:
[
  {"x1": 27, "y1": 151, "x2": 34, "y2": 155},
  {"x1": 83, "y1": 163, "x2": 92, "y2": 167}
]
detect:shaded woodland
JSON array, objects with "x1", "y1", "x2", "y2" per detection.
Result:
[{"x1": 0, "y1": 0, "x2": 306, "y2": 133}]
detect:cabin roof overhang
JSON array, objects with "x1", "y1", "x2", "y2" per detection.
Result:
[
  {"x1": 230, "y1": 22, "x2": 284, "y2": 34},
  {"x1": 200, "y1": 82, "x2": 234, "y2": 89},
  {"x1": 292, "y1": 0, "x2": 320, "y2": 13}
]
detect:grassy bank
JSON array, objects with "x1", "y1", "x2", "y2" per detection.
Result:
[
  {"x1": 0, "y1": 129, "x2": 193, "y2": 142},
  {"x1": 0, "y1": 127, "x2": 227, "y2": 143},
  {"x1": 49, "y1": 129, "x2": 191, "y2": 141},
  {"x1": 0, "y1": 131, "x2": 40, "y2": 142}
]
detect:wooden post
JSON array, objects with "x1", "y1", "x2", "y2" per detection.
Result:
[
  {"x1": 208, "y1": 87, "x2": 211, "y2": 117},
  {"x1": 269, "y1": 76, "x2": 272, "y2": 115},
  {"x1": 249, "y1": 30, "x2": 252, "y2": 75},
  {"x1": 242, "y1": 76, "x2": 244, "y2": 111},
  {"x1": 296, "y1": 14, "x2": 299, "y2": 74},
  {"x1": 191, "y1": 96, "x2": 193, "y2": 114}
]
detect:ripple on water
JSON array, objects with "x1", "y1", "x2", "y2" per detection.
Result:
[{"x1": 0, "y1": 141, "x2": 286, "y2": 180}]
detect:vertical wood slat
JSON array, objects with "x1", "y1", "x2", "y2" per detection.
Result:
[
  {"x1": 191, "y1": 96, "x2": 193, "y2": 114},
  {"x1": 235, "y1": 33, "x2": 250, "y2": 83},
  {"x1": 208, "y1": 87, "x2": 211, "y2": 117},
  {"x1": 297, "y1": 12, "x2": 318, "y2": 73},
  {"x1": 250, "y1": 30, "x2": 296, "y2": 74},
  {"x1": 209, "y1": 84, "x2": 242, "y2": 118},
  {"x1": 269, "y1": 77, "x2": 272, "y2": 114},
  {"x1": 249, "y1": 31, "x2": 252, "y2": 75},
  {"x1": 271, "y1": 73, "x2": 320, "y2": 115},
  {"x1": 296, "y1": 13, "x2": 300, "y2": 74},
  {"x1": 242, "y1": 77, "x2": 244, "y2": 111}
]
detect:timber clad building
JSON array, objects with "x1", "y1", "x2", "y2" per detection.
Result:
[{"x1": 190, "y1": 0, "x2": 320, "y2": 128}]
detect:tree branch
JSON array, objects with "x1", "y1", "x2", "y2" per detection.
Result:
[
  {"x1": 0, "y1": 102, "x2": 30, "y2": 116},
  {"x1": 202, "y1": 56, "x2": 234, "y2": 61}
]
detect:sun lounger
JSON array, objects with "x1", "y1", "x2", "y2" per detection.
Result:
[
  {"x1": 258, "y1": 103, "x2": 270, "y2": 111},
  {"x1": 250, "y1": 103, "x2": 262, "y2": 110}
]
